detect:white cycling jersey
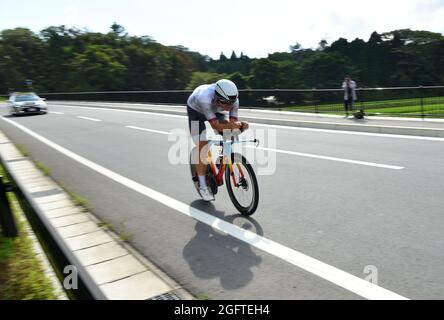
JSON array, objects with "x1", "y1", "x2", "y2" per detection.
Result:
[{"x1": 187, "y1": 84, "x2": 239, "y2": 121}]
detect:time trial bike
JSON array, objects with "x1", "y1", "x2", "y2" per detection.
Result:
[{"x1": 190, "y1": 134, "x2": 259, "y2": 216}]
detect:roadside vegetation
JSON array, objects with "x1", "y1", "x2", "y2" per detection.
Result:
[
  {"x1": 0, "y1": 165, "x2": 58, "y2": 299},
  {"x1": 1, "y1": 26, "x2": 443, "y2": 94},
  {"x1": 282, "y1": 96, "x2": 444, "y2": 116}
]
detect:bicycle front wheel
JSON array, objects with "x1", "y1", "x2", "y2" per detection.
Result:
[{"x1": 225, "y1": 153, "x2": 259, "y2": 216}]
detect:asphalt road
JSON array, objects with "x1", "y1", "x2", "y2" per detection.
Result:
[{"x1": 1, "y1": 102, "x2": 444, "y2": 300}]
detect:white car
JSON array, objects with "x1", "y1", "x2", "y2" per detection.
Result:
[{"x1": 8, "y1": 92, "x2": 48, "y2": 116}]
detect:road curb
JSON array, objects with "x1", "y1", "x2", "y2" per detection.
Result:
[{"x1": 0, "y1": 130, "x2": 194, "y2": 300}]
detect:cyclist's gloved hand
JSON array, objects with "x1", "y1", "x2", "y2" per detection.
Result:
[
  {"x1": 240, "y1": 121, "x2": 249, "y2": 132},
  {"x1": 231, "y1": 122, "x2": 243, "y2": 130}
]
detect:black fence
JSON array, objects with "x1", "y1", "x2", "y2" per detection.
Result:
[
  {"x1": 0, "y1": 175, "x2": 18, "y2": 237},
  {"x1": 4, "y1": 86, "x2": 444, "y2": 118}
]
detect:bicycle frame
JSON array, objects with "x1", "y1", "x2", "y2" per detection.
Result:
[{"x1": 206, "y1": 138, "x2": 258, "y2": 188}]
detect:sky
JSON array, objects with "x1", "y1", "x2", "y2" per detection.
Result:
[{"x1": 1, "y1": 0, "x2": 444, "y2": 59}]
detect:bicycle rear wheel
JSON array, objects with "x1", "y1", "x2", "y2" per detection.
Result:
[{"x1": 225, "y1": 153, "x2": 259, "y2": 215}]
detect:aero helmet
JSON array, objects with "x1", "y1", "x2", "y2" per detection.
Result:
[{"x1": 215, "y1": 79, "x2": 238, "y2": 104}]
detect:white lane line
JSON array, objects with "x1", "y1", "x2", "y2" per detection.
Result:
[
  {"x1": 125, "y1": 125, "x2": 171, "y2": 135},
  {"x1": 77, "y1": 116, "x2": 102, "y2": 122},
  {"x1": 52, "y1": 104, "x2": 444, "y2": 141},
  {"x1": 244, "y1": 108, "x2": 444, "y2": 122},
  {"x1": 244, "y1": 115, "x2": 444, "y2": 131},
  {"x1": 250, "y1": 123, "x2": 444, "y2": 142},
  {"x1": 1, "y1": 116, "x2": 408, "y2": 300},
  {"x1": 123, "y1": 123, "x2": 403, "y2": 170},
  {"x1": 49, "y1": 111, "x2": 64, "y2": 115},
  {"x1": 247, "y1": 146, "x2": 404, "y2": 170},
  {"x1": 52, "y1": 104, "x2": 185, "y2": 119},
  {"x1": 126, "y1": 124, "x2": 404, "y2": 170}
]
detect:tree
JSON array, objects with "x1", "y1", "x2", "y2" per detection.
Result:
[
  {"x1": 289, "y1": 42, "x2": 302, "y2": 52},
  {"x1": 318, "y1": 39, "x2": 328, "y2": 51},
  {"x1": 249, "y1": 59, "x2": 281, "y2": 88},
  {"x1": 227, "y1": 72, "x2": 249, "y2": 89},
  {"x1": 0, "y1": 28, "x2": 46, "y2": 91},
  {"x1": 186, "y1": 71, "x2": 227, "y2": 89},
  {"x1": 298, "y1": 52, "x2": 356, "y2": 88},
  {"x1": 368, "y1": 31, "x2": 382, "y2": 45},
  {"x1": 1, "y1": 26, "x2": 443, "y2": 94},
  {"x1": 110, "y1": 22, "x2": 126, "y2": 37},
  {"x1": 69, "y1": 45, "x2": 128, "y2": 91}
]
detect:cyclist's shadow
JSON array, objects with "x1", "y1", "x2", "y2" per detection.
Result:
[{"x1": 182, "y1": 200, "x2": 264, "y2": 291}]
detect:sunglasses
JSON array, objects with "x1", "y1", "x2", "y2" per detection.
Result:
[{"x1": 218, "y1": 99, "x2": 234, "y2": 105}]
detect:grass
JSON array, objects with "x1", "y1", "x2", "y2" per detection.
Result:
[
  {"x1": 0, "y1": 165, "x2": 58, "y2": 300},
  {"x1": 117, "y1": 222, "x2": 134, "y2": 242},
  {"x1": 34, "y1": 162, "x2": 51, "y2": 176},
  {"x1": 15, "y1": 144, "x2": 29, "y2": 157},
  {"x1": 63, "y1": 189, "x2": 90, "y2": 212},
  {"x1": 281, "y1": 96, "x2": 444, "y2": 117},
  {"x1": 363, "y1": 104, "x2": 444, "y2": 115},
  {"x1": 98, "y1": 219, "x2": 133, "y2": 243},
  {"x1": 14, "y1": 144, "x2": 51, "y2": 175},
  {"x1": 12, "y1": 143, "x2": 90, "y2": 213},
  {"x1": 97, "y1": 221, "x2": 113, "y2": 230}
]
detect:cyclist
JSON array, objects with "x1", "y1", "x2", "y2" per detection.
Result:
[{"x1": 187, "y1": 79, "x2": 249, "y2": 201}]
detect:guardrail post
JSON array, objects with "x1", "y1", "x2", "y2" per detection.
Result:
[
  {"x1": 359, "y1": 88, "x2": 365, "y2": 115},
  {"x1": 312, "y1": 89, "x2": 318, "y2": 114},
  {"x1": 419, "y1": 85, "x2": 424, "y2": 119},
  {"x1": 0, "y1": 175, "x2": 18, "y2": 237}
]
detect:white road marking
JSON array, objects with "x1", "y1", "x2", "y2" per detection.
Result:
[
  {"x1": 125, "y1": 125, "x2": 171, "y2": 135},
  {"x1": 244, "y1": 115, "x2": 444, "y2": 131},
  {"x1": 250, "y1": 123, "x2": 444, "y2": 142},
  {"x1": 1, "y1": 116, "x2": 409, "y2": 300},
  {"x1": 46, "y1": 104, "x2": 407, "y2": 170},
  {"x1": 247, "y1": 108, "x2": 444, "y2": 123},
  {"x1": 247, "y1": 146, "x2": 405, "y2": 170},
  {"x1": 49, "y1": 111, "x2": 64, "y2": 115},
  {"x1": 52, "y1": 104, "x2": 185, "y2": 119},
  {"x1": 77, "y1": 116, "x2": 101, "y2": 122},
  {"x1": 51, "y1": 104, "x2": 444, "y2": 141},
  {"x1": 126, "y1": 124, "x2": 404, "y2": 170}
]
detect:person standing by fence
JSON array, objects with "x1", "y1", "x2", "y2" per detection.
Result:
[{"x1": 342, "y1": 76, "x2": 357, "y2": 117}]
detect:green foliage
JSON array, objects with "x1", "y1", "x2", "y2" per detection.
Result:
[
  {"x1": 0, "y1": 230, "x2": 57, "y2": 299},
  {"x1": 298, "y1": 52, "x2": 356, "y2": 88},
  {"x1": 0, "y1": 26, "x2": 443, "y2": 94},
  {"x1": 69, "y1": 45, "x2": 128, "y2": 91},
  {"x1": 186, "y1": 72, "x2": 228, "y2": 89},
  {"x1": 0, "y1": 176, "x2": 57, "y2": 300},
  {"x1": 283, "y1": 96, "x2": 444, "y2": 116},
  {"x1": 0, "y1": 25, "x2": 199, "y2": 93}
]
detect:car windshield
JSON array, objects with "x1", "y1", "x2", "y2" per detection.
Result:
[{"x1": 14, "y1": 95, "x2": 40, "y2": 102}]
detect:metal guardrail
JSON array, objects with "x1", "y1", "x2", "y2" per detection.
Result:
[
  {"x1": 0, "y1": 175, "x2": 18, "y2": 237},
  {"x1": 0, "y1": 160, "x2": 107, "y2": 300},
  {"x1": 2, "y1": 86, "x2": 444, "y2": 117}
]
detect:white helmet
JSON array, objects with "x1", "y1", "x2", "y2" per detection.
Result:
[{"x1": 215, "y1": 79, "x2": 238, "y2": 104}]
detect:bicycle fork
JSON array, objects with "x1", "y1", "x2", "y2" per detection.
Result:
[{"x1": 223, "y1": 141, "x2": 245, "y2": 188}]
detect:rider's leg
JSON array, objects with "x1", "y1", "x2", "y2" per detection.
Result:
[
  {"x1": 196, "y1": 118, "x2": 227, "y2": 188},
  {"x1": 195, "y1": 129, "x2": 210, "y2": 189},
  {"x1": 196, "y1": 140, "x2": 208, "y2": 177}
]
